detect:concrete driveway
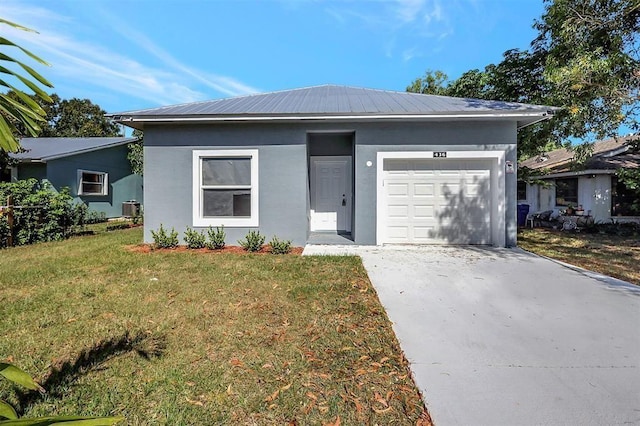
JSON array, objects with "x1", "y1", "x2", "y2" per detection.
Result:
[{"x1": 303, "y1": 245, "x2": 640, "y2": 425}]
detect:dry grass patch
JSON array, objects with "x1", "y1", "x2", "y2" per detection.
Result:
[
  {"x1": 0, "y1": 228, "x2": 430, "y2": 425},
  {"x1": 518, "y1": 228, "x2": 640, "y2": 284}
]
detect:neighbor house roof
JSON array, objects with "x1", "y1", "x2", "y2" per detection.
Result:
[
  {"x1": 11, "y1": 137, "x2": 138, "y2": 162},
  {"x1": 519, "y1": 135, "x2": 640, "y2": 176},
  {"x1": 110, "y1": 84, "x2": 556, "y2": 130}
]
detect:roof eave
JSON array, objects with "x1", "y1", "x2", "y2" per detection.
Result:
[
  {"x1": 114, "y1": 111, "x2": 553, "y2": 130},
  {"x1": 11, "y1": 137, "x2": 139, "y2": 161},
  {"x1": 530, "y1": 169, "x2": 617, "y2": 179}
]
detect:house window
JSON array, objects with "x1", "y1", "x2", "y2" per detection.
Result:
[
  {"x1": 555, "y1": 178, "x2": 578, "y2": 206},
  {"x1": 517, "y1": 181, "x2": 527, "y2": 201},
  {"x1": 78, "y1": 170, "x2": 108, "y2": 196},
  {"x1": 192, "y1": 149, "x2": 259, "y2": 227},
  {"x1": 612, "y1": 176, "x2": 637, "y2": 216}
]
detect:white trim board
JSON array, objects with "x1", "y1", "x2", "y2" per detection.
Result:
[{"x1": 192, "y1": 149, "x2": 259, "y2": 227}]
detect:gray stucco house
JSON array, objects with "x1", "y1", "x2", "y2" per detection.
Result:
[
  {"x1": 112, "y1": 85, "x2": 552, "y2": 246},
  {"x1": 7, "y1": 137, "x2": 143, "y2": 218}
]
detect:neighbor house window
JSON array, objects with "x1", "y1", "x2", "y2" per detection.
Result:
[
  {"x1": 611, "y1": 176, "x2": 637, "y2": 216},
  {"x1": 517, "y1": 181, "x2": 527, "y2": 201},
  {"x1": 192, "y1": 149, "x2": 259, "y2": 227},
  {"x1": 555, "y1": 177, "x2": 578, "y2": 206},
  {"x1": 77, "y1": 170, "x2": 108, "y2": 196}
]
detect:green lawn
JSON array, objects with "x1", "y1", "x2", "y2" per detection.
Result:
[
  {"x1": 0, "y1": 228, "x2": 429, "y2": 425},
  {"x1": 518, "y1": 228, "x2": 640, "y2": 285}
]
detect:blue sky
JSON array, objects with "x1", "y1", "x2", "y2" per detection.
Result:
[{"x1": 4, "y1": 0, "x2": 545, "y2": 114}]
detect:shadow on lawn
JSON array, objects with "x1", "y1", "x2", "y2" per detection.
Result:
[{"x1": 15, "y1": 330, "x2": 165, "y2": 413}]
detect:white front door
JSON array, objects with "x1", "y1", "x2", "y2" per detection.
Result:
[{"x1": 310, "y1": 156, "x2": 352, "y2": 232}]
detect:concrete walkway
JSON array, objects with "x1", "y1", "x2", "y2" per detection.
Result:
[{"x1": 303, "y1": 245, "x2": 640, "y2": 425}]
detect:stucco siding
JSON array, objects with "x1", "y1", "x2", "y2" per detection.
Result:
[
  {"x1": 17, "y1": 163, "x2": 46, "y2": 181},
  {"x1": 144, "y1": 144, "x2": 308, "y2": 245},
  {"x1": 144, "y1": 120, "x2": 517, "y2": 246},
  {"x1": 45, "y1": 145, "x2": 142, "y2": 218}
]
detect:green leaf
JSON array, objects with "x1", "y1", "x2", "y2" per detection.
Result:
[
  {"x1": 0, "y1": 416, "x2": 123, "y2": 425},
  {"x1": 0, "y1": 401, "x2": 17, "y2": 420},
  {"x1": 0, "y1": 94, "x2": 44, "y2": 121},
  {"x1": 0, "y1": 37, "x2": 50, "y2": 68},
  {"x1": 0, "y1": 19, "x2": 37, "y2": 33},
  {"x1": 0, "y1": 64, "x2": 51, "y2": 102},
  {"x1": 0, "y1": 116, "x2": 21, "y2": 151},
  {"x1": 0, "y1": 364, "x2": 44, "y2": 393}
]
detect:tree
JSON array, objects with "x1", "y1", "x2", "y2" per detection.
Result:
[
  {"x1": 533, "y1": 0, "x2": 640, "y2": 139},
  {"x1": 408, "y1": 50, "x2": 560, "y2": 159},
  {"x1": 5, "y1": 91, "x2": 122, "y2": 137},
  {"x1": 407, "y1": 0, "x2": 640, "y2": 159},
  {"x1": 0, "y1": 19, "x2": 53, "y2": 152},
  {"x1": 406, "y1": 70, "x2": 449, "y2": 96},
  {"x1": 127, "y1": 129, "x2": 143, "y2": 175},
  {"x1": 43, "y1": 97, "x2": 121, "y2": 137}
]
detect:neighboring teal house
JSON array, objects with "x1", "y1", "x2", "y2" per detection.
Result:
[{"x1": 7, "y1": 137, "x2": 143, "y2": 218}]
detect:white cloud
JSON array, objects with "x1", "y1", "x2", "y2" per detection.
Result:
[
  {"x1": 402, "y1": 47, "x2": 422, "y2": 62},
  {"x1": 99, "y1": 9, "x2": 259, "y2": 98},
  {"x1": 324, "y1": 0, "x2": 454, "y2": 59},
  {"x1": 395, "y1": 0, "x2": 427, "y2": 23},
  {"x1": 0, "y1": 1, "x2": 258, "y2": 108}
]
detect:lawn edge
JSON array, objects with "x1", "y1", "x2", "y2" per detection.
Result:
[{"x1": 515, "y1": 247, "x2": 639, "y2": 289}]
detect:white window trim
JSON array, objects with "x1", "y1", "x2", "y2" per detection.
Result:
[
  {"x1": 77, "y1": 169, "x2": 108, "y2": 196},
  {"x1": 192, "y1": 149, "x2": 259, "y2": 227}
]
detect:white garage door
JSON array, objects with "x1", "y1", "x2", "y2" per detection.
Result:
[{"x1": 381, "y1": 159, "x2": 492, "y2": 244}]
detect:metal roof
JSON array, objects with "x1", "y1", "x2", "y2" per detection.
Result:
[
  {"x1": 110, "y1": 84, "x2": 555, "y2": 130},
  {"x1": 11, "y1": 137, "x2": 138, "y2": 162}
]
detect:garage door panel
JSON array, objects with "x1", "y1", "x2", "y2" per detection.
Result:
[
  {"x1": 386, "y1": 225, "x2": 409, "y2": 240},
  {"x1": 387, "y1": 182, "x2": 409, "y2": 196},
  {"x1": 413, "y1": 226, "x2": 435, "y2": 240},
  {"x1": 414, "y1": 183, "x2": 434, "y2": 196},
  {"x1": 413, "y1": 205, "x2": 434, "y2": 218},
  {"x1": 382, "y1": 158, "x2": 492, "y2": 245},
  {"x1": 465, "y1": 183, "x2": 485, "y2": 196},
  {"x1": 388, "y1": 205, "x2": 409, "y2": 218}
]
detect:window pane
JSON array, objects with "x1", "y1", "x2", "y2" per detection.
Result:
[
  {"x1": 203, "y1": 189, "x2": 251, "y2": 217},
  {"x1": 202, "y1": 158, "x2": 251, "y2": 186},
  {"x1": 82, "y1": 183, "x2": 103, "y2": 194},
  {"x1": 82, "y1": 172, "x2": 103, "y2": 183},
  {"x1": 517, "y1": 181, "x2": 527, "y2": 200},
  {"x1": 555, "y1": 178, "x2": 578, "y2": 206}
]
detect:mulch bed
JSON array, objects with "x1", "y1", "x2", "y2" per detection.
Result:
[{"x1": 125, "y1": 244, "x2": 304, "y2": 255}]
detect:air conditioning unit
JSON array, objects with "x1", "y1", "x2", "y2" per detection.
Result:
[{"x1": 122, "y1": 200, "x2": 141, "y2": 217}]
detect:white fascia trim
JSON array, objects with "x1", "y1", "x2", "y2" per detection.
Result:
[
  {"x1": 121, "y1": 112, "x2": 550, "y2": 124},
  {"x1": 192, "y1": 149, "x2": 259, "y2": 227},
  {"x1": 375, "y1": 150, "x2": 506, "y2": 246}
]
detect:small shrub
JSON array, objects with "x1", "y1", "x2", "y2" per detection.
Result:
[
  {"x1": 131, "y1": 212, "x2": 143, "y2": 225},
  {"x1": 106, "y1": 222, "x2": 131, "y2": 232},
  {"x1": 238, "y1": 230, "x2": 265, "y2": 252},
  {"x1": 85, "y1": 210, "x2": 108, "y2": 224},
  {"x1": 184, "y1": 227, "x2": 206, "y2": 249},
  {"x1": 206, "y1": 226, "x2": 226, "y2": 250},
  {"x1": 151, "y1": 224, "x2": 179, "y2": 249},
  {"x1": 269, "y1": 236, "x2": 292, "y2": 254},
  {"x1": 0, "y1": 179, "x2": 77, "y2": 247}
]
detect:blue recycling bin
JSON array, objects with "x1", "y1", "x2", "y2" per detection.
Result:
[{"x1": 517, "y1": 204, "x2": 530, "y2": 227}]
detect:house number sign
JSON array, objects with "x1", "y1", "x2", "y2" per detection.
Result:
[{"x1": 433, "y1": 152, "x2": 447, "y2": 158}]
